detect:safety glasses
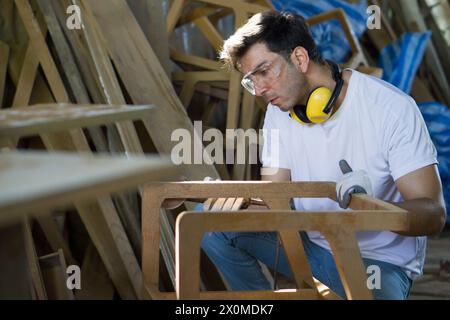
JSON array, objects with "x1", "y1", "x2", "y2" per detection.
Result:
[{"x1": 241, "y1": 57, "x2": 284, "y2": 95}]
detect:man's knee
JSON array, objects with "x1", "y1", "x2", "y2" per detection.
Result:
[
  {"x1": 201, "y1": 231, "x2": 233, "y2": 255},
  {"x1": 364, "y1": 260, "x2": 412, "y2": 300}
]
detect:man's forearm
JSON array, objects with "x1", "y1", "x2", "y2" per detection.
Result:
[{"x1": 392, "y1": 198, "x2": 446, "y2": 236}]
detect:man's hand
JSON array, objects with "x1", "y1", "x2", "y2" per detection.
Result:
[{"x1": 336, "y1": 160, "x2": 373, "y2": 209}]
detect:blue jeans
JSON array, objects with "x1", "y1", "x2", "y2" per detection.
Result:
[{"x1": 195, "y1": 205, "x2": 412, "y2": 300}]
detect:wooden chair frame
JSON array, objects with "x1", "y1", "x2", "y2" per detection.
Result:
[{"x1": 142, "y1": 181, "x2": 409, "y2": 300}]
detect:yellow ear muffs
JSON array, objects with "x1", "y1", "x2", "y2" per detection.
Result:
[
  {"x1": 306, "y1": 87, "x2": 333, "y2": 124},
  {"x1": 289, "y1": 106, "x2": 309, "y2": 124},
  {"x1": 289, "y1": 60, "x2": 344, "y2": 125}
]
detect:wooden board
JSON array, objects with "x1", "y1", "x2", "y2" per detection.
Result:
[
  {"x1": 82, "y1": 0, "x2": 219, "y2": 180},
  {"x1": 0, "y1": 151, "x2": 180, "y2": 225},
  {"x1": 0, "y1": 41, "x2": 9, "y2": 108},
  {"x1": 0, "y1": 104, "x2": 155, "y2": 138}
]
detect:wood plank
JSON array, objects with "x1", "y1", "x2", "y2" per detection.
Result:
[
  {"x1": 23, "y1": 218, "x2": 47, "y2": 299},
  {"x1": 167, "y1": 0, "x2": 186, "y2": 36},
  {"x1": 83, "y1": 0, "x2": 220, "y2": 180},
  {"x1": 170, "y1": 50, "x2": 223, "y2": 71},
  {"x1": 0, "y1": 150, "x2": 179, "y2": 225},
  {"x1": 323, "y1": 230, "x2": 373, "y2": 299},
  {"x1": 0, "y1": 41, "x2": 9, "y2": 108},
  {"x1": 194, "y1": 16, "x2": 224, "y2": 52},
  {"x1": 0, "y1": 104, "x2": 155, "y2": 138},
  {"x1": 36, "y1": 213, "x2": 76, "y2": 266},
  {"x1": 11, "y1": 13, "x2": 48, "y2": 108},
  {"x1": 74, "y1": 0, "x2": 144, "y2": 155},
  {"x1": 127, "y1": 0, "x2": 170, "y2": 75},
  {"x1": 14, "y1": 0, "x2": 69, "y2": 102}
]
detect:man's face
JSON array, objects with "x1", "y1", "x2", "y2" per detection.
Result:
[{"x1": 239, "y1": 42, "x2": 308, "y2": 112}]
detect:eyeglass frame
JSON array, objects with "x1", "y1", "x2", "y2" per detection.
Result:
[{"x1": 240, "y1": 55, "x2": 287, "y2": 95}]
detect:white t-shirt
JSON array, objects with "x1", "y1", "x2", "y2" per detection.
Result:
[{"x1": 261, "y1": 70, "x2": 438, "y2": 278}]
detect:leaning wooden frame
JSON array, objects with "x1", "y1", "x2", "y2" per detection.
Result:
[
  {"x1": 142, "y1": 181, "x2": 409, "y2": 300},
  {"x1": 0, "y1": 103, "x2": 159, "y2": 300}
]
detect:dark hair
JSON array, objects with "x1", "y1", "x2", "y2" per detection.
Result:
[{"x1": 220, "y1": 10, "x2": 322, "y2": 70}]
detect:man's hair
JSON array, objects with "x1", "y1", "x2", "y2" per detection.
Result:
[{"x1": 220, "y1": 10, "x2": 322, "y2": 70}]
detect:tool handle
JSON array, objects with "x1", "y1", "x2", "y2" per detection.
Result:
[{"x1": 339, "y1": 159, "x2": 353, "y2": 174}]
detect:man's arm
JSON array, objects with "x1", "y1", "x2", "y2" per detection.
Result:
[{"x1": 393, "y1": 164, "x2": 447, "y2": 236}]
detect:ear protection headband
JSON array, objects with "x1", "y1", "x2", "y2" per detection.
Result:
[{"x1": 289, "y1": 60, "x2": 343, "y2": 124}]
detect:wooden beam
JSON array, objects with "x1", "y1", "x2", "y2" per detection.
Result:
[
  {"x1": 0, "y1": 41, "x2": 9, "y2": 108},
  {"x1": 0, "y1": 104, "x2": 156, "y2": 138},
  {"x1": 83, "y1": 0, "x2": 220, "y2": 180},
  {"x1": 23, "y1": 218, "x2": 47, "y2": 300},
  {"x1": 14, "y1": 0, "x2": 69, "y2": 102},
  {"x1": 127, "y1": 0, "x2": 171, "y2": 75}
]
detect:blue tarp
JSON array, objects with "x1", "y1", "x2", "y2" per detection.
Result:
[
  {"x1": 378, "y1": 33, "x2": 449, "y2": 222},
  {"x1": 378, "y1": 32, "x2": 432, "y2": 94}
]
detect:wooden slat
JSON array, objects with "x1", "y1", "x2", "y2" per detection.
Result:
[
  {"x1": 193, "y1": 16, "x2": 224, "y2": 52},
  {"x1": 323, "y1": 230, "x2": 373, "y2": 300},
  {"x1": 0, "y1": 41, "x2": 9, "y2": 108},
  {"x1": 127, "y1": 0, "x2": 171, "y2": 75},
  {"x1": 11, "y1": 14, "x2": 47, "y2": 108},
  {"x1": 0, "y1": 150, "x2": 179, "y2": 224},
  {"x1": 264, "y1": 198, "x2": 316, "y2": 290},
  {"x1": 14, "y1": 0, "x2": 69, "y2": 102},
  {"x1": 83, "y1": 0, "x2": 220, "y2": 180},
  {"x1": 167, "y1": 0, "x2": 186, "y2": 36},
  {"x1": 38, "y1": 250, "x2": 74, "y2": 300},
  {"x1": 0, "y1": 104, "x2": 155, "y2": 138},
  {"x1": 36, "y1": 213, "x2": 76, "y2": 266},
  {"x1": 23, "y1": 218, "x2": 47, "y2": 300},
  {"x1": 74, "y1": 0, "x2": 144, "y2": 155}
]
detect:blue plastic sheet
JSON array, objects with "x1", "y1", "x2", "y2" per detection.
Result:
[
  {"x1": 379, "y1": 32, "x2": 431, "y2": 94},
  {"x1": 271, "y1": 0, "x2": 368, "y2": 63}
]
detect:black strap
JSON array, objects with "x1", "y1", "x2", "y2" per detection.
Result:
[{"x1": 323, "y1": 60, "x2": 344, "y2": 115}]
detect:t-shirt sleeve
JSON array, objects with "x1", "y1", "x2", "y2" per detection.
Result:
[
  {"x1": 384, "y1": 96, "x2": 438, "y2": 181},
  {"x1": 261, "y1": 106, "x2": 291, "y2": 171}
]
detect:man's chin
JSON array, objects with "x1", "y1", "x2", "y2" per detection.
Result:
[{"x1": 274, "y1": 104, "x2": 292, "y2": 112}]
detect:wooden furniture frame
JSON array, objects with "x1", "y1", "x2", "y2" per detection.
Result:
[{"x1": 142, "y1": 181, "x2": 409, "y2": 300}]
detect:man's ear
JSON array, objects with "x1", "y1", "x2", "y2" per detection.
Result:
[{"x1": 290, "y1": 47, "x2": 309, "y2": 73}]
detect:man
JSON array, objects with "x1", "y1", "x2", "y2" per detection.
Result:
[{"x1": 198, "y1": 10, "x2": 446, "y2": 300}]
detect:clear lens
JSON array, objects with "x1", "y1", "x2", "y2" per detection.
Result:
[
  {"x1": 240, "y1": 57, "x2": 283, "y2": 95},
  {"x1": 241, "y1": 76, "x2": 256, "y2": 95}
]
